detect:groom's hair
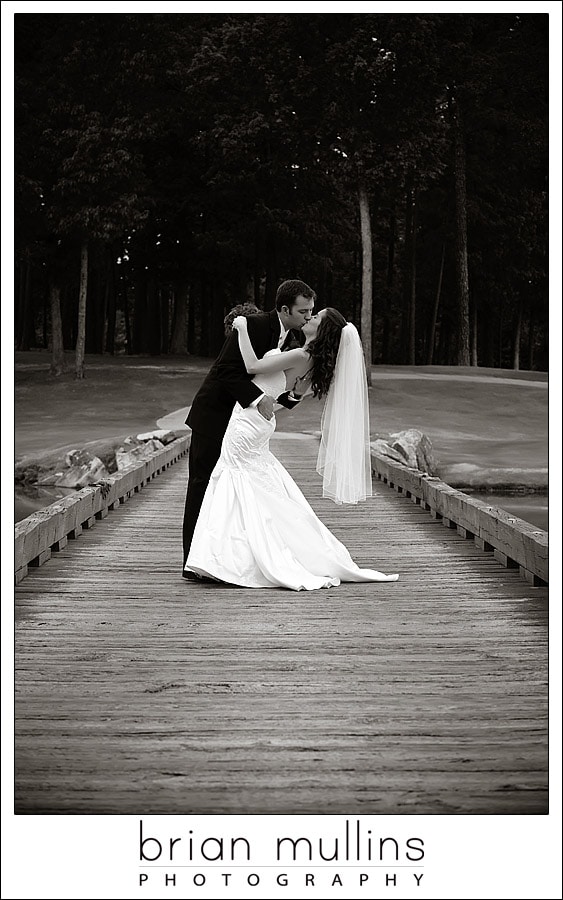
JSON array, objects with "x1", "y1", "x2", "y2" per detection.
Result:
[{"x1": 275, "y1": 279, "x2": 316, "y2": 311}]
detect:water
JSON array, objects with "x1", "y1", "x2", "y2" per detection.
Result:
[
  {"x1": 470, "y1": 491, "x2": 548, "y2": 532},
  {"x1": 15, "y1": 485, "x2": 77, "y2": 524}
]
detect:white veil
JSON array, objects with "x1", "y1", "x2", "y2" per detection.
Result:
[{"x1": 316, "y1": 323, "x2": 373, "y2": 505}]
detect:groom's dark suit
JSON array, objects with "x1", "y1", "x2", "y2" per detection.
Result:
[{"x1": 183, "y1": 308, "x2": 302, "y2": 564}]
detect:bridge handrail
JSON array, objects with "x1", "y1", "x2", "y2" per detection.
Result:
[
  {"x1": 13, "y1": 434, "x2": 547, "y2": 588},
  {"x1": 370, "y1": 445, "x2": 548, "y2": 587},
  {"x1": 15, "y1": 434, "x2": 191, "y2": 584}
]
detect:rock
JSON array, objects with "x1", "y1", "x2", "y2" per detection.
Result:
[
  {"x1": 37, "y1": 452, "x2": 110, "y2": 488},
  {"x1": 136, "y1": 429, "x2": 176, "y2": 444},
  {"x1": 115, "y1": 438, "x2": 165, "y2": 470},
  {"x1": 35, "y1": 471, "x2": 65, "y2": 486},
  {"x1": 370, "y1": 440, "x2": 412, "y2": 466},
  {"x1": 15, "y1": 461, "x2": 45, "y2": 487},
  {"x1": 65, "y1": 448, "x2": 96, "y2": 468},
  {"x1": 371, "y1": 429, "x2": 437, "y2": 475},
  {"x1": 16, "y1": 431, "x2": 172, "y2": 496}
]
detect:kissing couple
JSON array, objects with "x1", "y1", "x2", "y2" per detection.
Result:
[{"x1": 182, "y1": 279, "x2": 399, "y2": 591}]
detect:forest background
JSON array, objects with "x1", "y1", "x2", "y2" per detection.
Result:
[{"x1": 13, "y1": 12, "x2": 548, "y2": 378}]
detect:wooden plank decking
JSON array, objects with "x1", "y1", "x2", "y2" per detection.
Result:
[{"x1": 15, "y1": 434, "x2": 548, "y2": 815}]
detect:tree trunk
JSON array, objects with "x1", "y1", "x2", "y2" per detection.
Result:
[
  {"x1": 75, "y1": 240, "x2": 88, "y2": 379},
  {"x1": 96, "y1": 264, "x2": 105, "y2": 353},
  {"x1": 453, "y1": 98, "x2": 471, "y2": 366},
  {"x1": 169, "y1": 280, "x2": 189, "y2": 355},
  {"x1": 264, "y1": 231, "x2": 277, "y2": 309},
  {"x1": 105, "y1": 251, "x2": 116, "y2": 355},
  {"x1": 358, "y1": 182, "x2": 373, "y2": 385},
  {"x1": 134, "y1": 273, "x2": 148, "y2": 353},
  {"x1": 437, "y1": 314, "x2": 449, "y2": 366},
  {"x1": 200, "y1": 276, "x2": 210, "y2": 356},
  {"x1": 160, "y1": 287, "x2": 170, "y2": 354},
  {"x1": 253, "y1": 267, "x2": 261, "y2": 307},
  {"x1": 253, "y1": 232, "x2": 262, "y2": 307},
  {"x1": 427, "y1": 243, "x2": 445, "y2": 365},
  {"x1": 325, "y1": 258, "x2": 333, "y2": 306},
  {"x1": 85, "y1": 263, "x2": 100, "y2": 354},
  {"x1": 60, "y1": 284, "x2": 72, "y2": 349},
  {"x1": 407, "y1": 186, "x2": 417, "y2": 365},
  {"x1": 15, "y1": 262, "x2": 23, "y2": 345},
  {"x1": 471, "y1": 300, "x2": 478, "y2": 367},
  {"x1": 482, "y1": 289, "x2": 495, "y2": 367},
  {"x1": 49, "y1": 279, "x2": 65, "y2": 376},
  {"x1": 210, "y1": 280, "x2": 226, "y2": 355},
  {"x1": 352, "y1": 249, "x2": 359, "y2": 323},
  {"x1": 17, "y1": 259, "x2": 33, "y2": 350},
  {"x1": 148, "y1": 279, "x2": 161, "y2": 355},
  {"x1": 187, "y1": 283, "x2": 197, "y2": 354},
  {"x1": 498, "y1": 307, "x2": 504, "y2": 369},
  {"x1": 401, "y1": 177, "x2": 414, "y2": 363},
  {"x1": 513, "y1": 296, "x2": 522, "y2": 370},
  {"x1": 382, "y1": 206, "x2": 395, "y2": 364},
  {"x1": 42, "y1": 284, "x2": 49, "y2": 348},
  {"x1": 123, "y1": 286, "x2": 133, "y2": 354},
  {"x1": 245, "y1": 276, "x2": 255, "y2": 304},
  {"x1": 527, "y1": 307, "x2": 535, "y2": 370},
  {"x1": 101, "y1": 260, "x2": 111, "y2": 354}
]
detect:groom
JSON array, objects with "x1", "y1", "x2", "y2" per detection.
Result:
[{"x1": 182, "y1": 278, "x2": 316, "y2": 576}]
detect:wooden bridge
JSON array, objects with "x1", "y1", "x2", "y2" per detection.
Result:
[{"x1": 14, "y1": 433, "x2": 548, "y2": 815}]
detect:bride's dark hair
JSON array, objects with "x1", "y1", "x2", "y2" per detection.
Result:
[{"x1": 308, "y1": 307, "x2": 348, "y2": 398}]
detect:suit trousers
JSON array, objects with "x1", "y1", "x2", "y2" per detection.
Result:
[{"x1": 182, "y1": 429, "x2": 224, "y2": 566}]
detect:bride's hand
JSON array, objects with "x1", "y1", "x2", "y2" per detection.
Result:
[{"x1": 232, "y1": 315, "x2": 247, "y2": 332}]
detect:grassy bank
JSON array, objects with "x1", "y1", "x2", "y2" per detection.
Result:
[{"x1": 14, "y1": 350, "x2": 548, "y2": 522}]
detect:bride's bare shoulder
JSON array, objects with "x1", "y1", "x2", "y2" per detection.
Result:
[
  {"x1": 283, "y1": 348, "x2": 311, "y2": 375},
  {"x1": 283, "y1": 347, "x2": 310, "y2": 366}
]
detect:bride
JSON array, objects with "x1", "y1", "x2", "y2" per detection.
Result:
[{"x1": 185, "y1": 308, "x2": 399, "y2": 591}]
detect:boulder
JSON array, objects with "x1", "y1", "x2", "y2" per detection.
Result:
[
  {"x1": 115, "y1": 438, "x2": 165, "y2": 470},
  {"x1": 64, "y1": 448, "x2": 97, "y2": 468},
  {"x1": 37, "y1": 450, "x2": 110, "y2": 488},
  {"x1": 136, "y1": 429, "x2": 177, "y2": 445},
  {"x1": 370, "y1": 440, "x2": 412, "y2": 467},
  {"x1": 16, "y1": 431, "x2": 172, "y2": 495},
  {"x1": 372, "y1": 429, "x2": 436, "y2": 475}
]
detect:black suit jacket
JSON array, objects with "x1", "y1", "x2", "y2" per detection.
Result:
[{"x1": 186, "y1": 308, "x2": 302, "y2": 439}]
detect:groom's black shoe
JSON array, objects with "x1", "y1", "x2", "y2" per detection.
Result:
[
  {"x1": 183, "y1": 570, "x2": 201, "y2": 581},
  {"x1": 183, "y1": 569, "x2": 217, "y2": 584}
]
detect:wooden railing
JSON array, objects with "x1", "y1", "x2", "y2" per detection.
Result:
[
  {"x1": 14, "y1": 434, "x2": 191, "y2": 584},
  {"x1": 370, "y1": 446, "x2": 548, "y2": 587},
  {"x1": 14, "y1": 433, "x2": 547, "y2": 589}
]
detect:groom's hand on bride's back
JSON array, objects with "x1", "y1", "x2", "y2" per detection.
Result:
[
  {"x1": 292, "y1": 374, "x2": 311, "y2": 398},
  {"x1": 257, "y1": 395, "x2": 275, "y2": 420}
]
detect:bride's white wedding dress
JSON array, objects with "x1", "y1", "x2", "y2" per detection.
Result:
[{"x1": 186, "y1": 351, "x2": 399, "y2": 591}]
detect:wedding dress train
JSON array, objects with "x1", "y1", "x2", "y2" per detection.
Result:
[{"x1": 185, "y1": 352, "x2": 399, "y2": 591}]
